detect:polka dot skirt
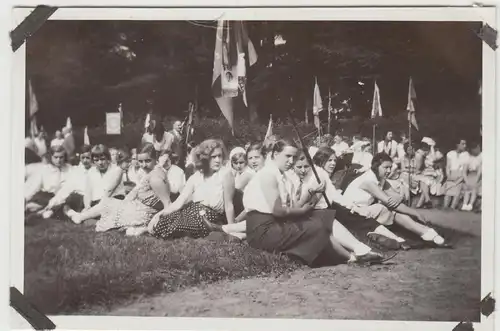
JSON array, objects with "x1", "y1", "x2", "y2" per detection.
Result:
[{"x1": 151, "y1": 202, "x2": 225, "y2": 239}]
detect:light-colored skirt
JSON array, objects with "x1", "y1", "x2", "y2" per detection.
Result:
[
  {"x1": 443, "y1": 170, "x2": 464, "y2": 197},
  {"x1": 464, "y1": 171, "x2": 481, "y2": 192},
  {"x1": 95, "y1": 198, "x2": 158, "y2": 232}
]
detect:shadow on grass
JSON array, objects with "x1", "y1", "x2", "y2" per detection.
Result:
[{"x1": 24, "y1": 217, "x2": 302, "y2": 315}]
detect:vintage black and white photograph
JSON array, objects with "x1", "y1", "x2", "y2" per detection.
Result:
[{"x1": 11, "y1": 5, "x2": 497, "y2": 330}]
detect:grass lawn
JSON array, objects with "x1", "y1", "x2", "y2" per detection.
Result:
[
  {"x1": 24, "y1": 217, "x2": 301, "y2": 315},
  {"x1": 24, "y1": 209, "x2": 481, "y2": 320}
]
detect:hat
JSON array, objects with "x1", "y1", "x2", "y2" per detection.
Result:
[{"x1": 230, "y1": 147, "x2": 246, "y2": 160}]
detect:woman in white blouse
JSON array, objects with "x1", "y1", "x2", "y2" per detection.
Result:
[
  {"x1": 25, "y1": 145, "x2": 71, "y2": 215},
  {"x1": 41, "y1": 145, "x2": 93, "y2": 218},
  {"x1": 343, "y1": 153, "x2": 451, "y2": 248},
  {"x1": 148, "y1": 139, "x2": 236, "y2": 239},
  {"x1": 83, "y1": 144, "x2": 126, "y2": 207}
]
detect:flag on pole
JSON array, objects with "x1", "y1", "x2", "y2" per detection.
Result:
[
  {"x1": 118, "y1": 103, "x2": 123, "y2": 128},
  {"x1": 212, "y1": 20, "x2": 258, "y2": 132},
  {"x1": 84, "y1": 126, "x2": 90, "y2": 145},
  {"x1": 144, "y1": 113, "x2": 151, "y2": 131},
  {"x1": 65, "y1": 117, "x2": 72, "y2": 130},
  {"x1": 406, "y1": 77, "x2": 418, "y2": 130},
  {"x1": 28, "y1": 80, "x2": 39, "y2": 137},
  {"x1": 264, "y1": 114, "x2": 273, "y2": 140},
  {"x1": 313, "y1": 77, "x2": 323, "y2": 130},
  {"x1": 371, "y1": 81, "x2": 382, "y2": 119}
]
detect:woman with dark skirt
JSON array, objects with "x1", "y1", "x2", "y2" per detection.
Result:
[{"x1": 240, "y1": 138, "x2": 389, "y2": 267}]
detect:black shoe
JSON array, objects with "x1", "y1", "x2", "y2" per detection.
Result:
[
  {"x1": 399, "y1": 242, "x2": 412, "y2": 251},
  {"x1": 352, "y1": 251, "x2": 398, "y2": 266},
  {"x1": 367, "y1": 232, "x2": 401, "y2": 250}
]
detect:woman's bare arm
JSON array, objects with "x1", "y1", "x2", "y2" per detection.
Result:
[{"x1": 222, "y1": 171, "x2": 236, "y2": 224}]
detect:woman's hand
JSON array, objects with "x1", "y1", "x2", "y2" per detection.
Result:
[
  {"x1": 387, "y1": 195, "x2": 403, "y2": 209},
  {"x1": 309, "y1": 179, "x2": 326, "y2": 194},
  {"x1": 300, "y1": 201, "x2": 315, "y2": 213},
  {"x1": 414, "y1": 211, "x2": 428, "y2": 225}
]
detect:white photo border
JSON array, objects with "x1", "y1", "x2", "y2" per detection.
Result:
[{"x1": 8, "y1": 5, "x2": 497, "y2": 331}]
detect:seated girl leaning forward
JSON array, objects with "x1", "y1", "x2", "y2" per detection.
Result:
[
  {"x1": 148, "y1": 139, "x2": 236, "y2": 239},
  {"x1": 289, "y1": 150, "x2": 408, "y2": 251},
  {"x1": 287, "y1": 151, "x2": 398, "y2": 264},
  {"x1": 342, "y1": 152, "x2": 452, "y2": 248},
  {"x1": 69, "y1": 143, "x2": 172, "y2": 235},
  {"x1": 231, "y1": 138, "x2": 390, "y2": 267},
  {"x1": 24, "y1": 145, "x2": 71, "y2": 215},
  {"x1": 40, "y1": 145, "x2": 93, "y2": 219}
]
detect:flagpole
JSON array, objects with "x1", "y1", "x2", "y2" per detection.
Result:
[
  {"x1": 287, "y1": 108, "x2": 332, "y2": 209},
  {"x1": 372, "y1": 123, "x2": 376, "y2": 154},
  {"x1": 328, "y1": 87, "x2": 332, "y2": 135},
  {"x1": 408, "y1": 111, "x2": 412, "y2": 206}
]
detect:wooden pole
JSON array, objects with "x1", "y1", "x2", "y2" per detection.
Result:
[
  {"x1": 372, "y1": 123, "x2": 376, "y2": 154},
  {"x1": 408, "y1": 113, "x2": 412, "y2": 206},
  {"x1": 328, "y1": 87, "x2": 332, "y2": 135}
]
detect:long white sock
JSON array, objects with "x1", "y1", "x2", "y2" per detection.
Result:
[
  {"x1": 372, "y1": 225, "x2": 405, "y2": 243},
  {"x1": 332, "y1": 220, "x2": 371, "y2": 256},
  {"x1": 65, "y1": 209, "x2": 77, "y2": 217}
]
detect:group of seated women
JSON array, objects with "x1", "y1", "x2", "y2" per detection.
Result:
[{"x1": 25, "y1": 134, "x2": 454, "y2": 268}]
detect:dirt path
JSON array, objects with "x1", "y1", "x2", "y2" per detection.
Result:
[{"x1": 109, "y1": 211, "x2": 481, "y2": 321}]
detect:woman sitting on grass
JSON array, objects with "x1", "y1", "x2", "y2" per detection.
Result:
[
  {"x1": 24, "y1": 145, "x2": 71, "y2": 216},
  {"x1": 83, "y1": 144, "x2": 127, "y2": 207},
  {"x1": 70, "y1": 144, "x2": 173, "y2": 236},
  {"x1": 246, "y1": 142, "x2": 266, "y2": 172},
  {"x1": 287, "y1": 151, "x2": 398, "y2": 262},
  {"x1": 157, "y1": 149, "x2": 186, "y2": 202},
  {"x1": 229, "y1": 147, "x2": 255, "y2": 215},
  {"x1": 40, "y1": 145, "x2": 93, "y2": 219},
  {"x1": 342, "y1": 152, "x2": 451, "y2": 248},
  {"x1": 234, "y1": 138, "x2": 391, "y2": 267},
  {"x1": 148, "y1": 139, "x2": 236, "y2": 239}
]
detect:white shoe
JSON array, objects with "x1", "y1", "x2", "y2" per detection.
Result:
[
  {"x1": 42, "y1": 210, "x2": 54, "y2": 219},
  {"x1": 461, "y1": 204, "x2": 468, "y2": 211}
]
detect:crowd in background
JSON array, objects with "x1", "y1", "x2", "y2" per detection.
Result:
[{"x1": 23, "y1": 118, "x2": 481, "y2": 267}]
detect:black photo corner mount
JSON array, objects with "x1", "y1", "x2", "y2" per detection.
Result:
[
  {"x1": 10, "y1": 5, "x2": 58, "y2": 52},
  {"x1": 480, "y1": 292, "x2": 495, "y2": 317},
  {"x1": 476, "y1": 22, "x2": 498, "y2": 50},
  {"x1": 10, "y1": 5, "x2": 58, "y2": 329},
  {"x1": 10, "y1": 287, "x2": 56, "y2": 330}
]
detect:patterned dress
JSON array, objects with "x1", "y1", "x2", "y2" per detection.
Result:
[
  {"x1": 95, "y1": 169, "x2": 164, "y2": 232},
  {"x1": 150, "y1": 168, "x2": 229, "y2": 239}
]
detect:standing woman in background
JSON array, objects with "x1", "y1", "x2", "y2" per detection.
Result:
[{"x1": 461, "y1": 142, "x2": 482, "y2": 211}]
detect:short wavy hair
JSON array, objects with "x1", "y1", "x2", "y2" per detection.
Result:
[
  {"x1": 312, "y1": 147, "x2": 336, "y2": 168},
  {"x1": 91, "y1": 144, "x2": 110, "y2": 160},
  {"x1": 193, "y1": 139, "x2": 228, "y2": 174},
  {"x1": 49, "y1": 145, "x2": 68, "y2": 163},
  {"x1": 371, "y1": 152, "x2": 393, "y2": 174}
]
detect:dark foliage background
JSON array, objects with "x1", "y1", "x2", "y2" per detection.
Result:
[{"x1": 26, "y1": 20, "x2": 482, "y2": 150}]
